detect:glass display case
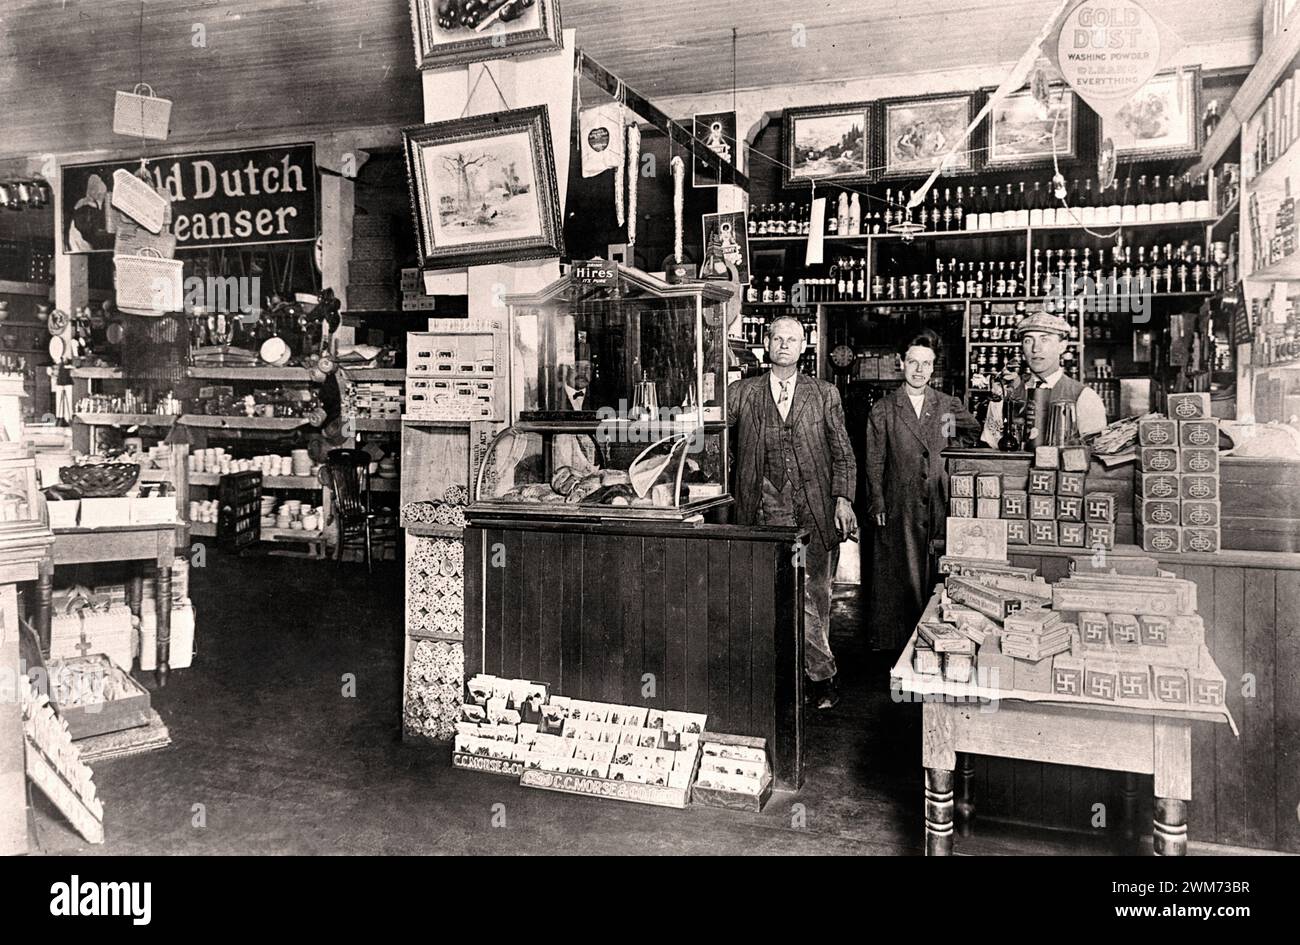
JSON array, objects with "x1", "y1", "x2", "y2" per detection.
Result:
[{"x1": 471, "y1": 265, "x2": 734, "y2": 521}]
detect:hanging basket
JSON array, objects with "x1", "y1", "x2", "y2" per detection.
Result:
[
  {"x1": 109, "y1": 168, "x2": 167, "y2": 234},
  {"x1": 113, "y1": 84, "x2": 172, "y2": 141},
  {"x1": 115, "y1": 248, "x2": 183, "y2": 316}
]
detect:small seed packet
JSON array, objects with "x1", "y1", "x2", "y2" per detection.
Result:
[
  {"x1": 645, "y1": 709, "x2": 665, "y2": 729},
  {"x1": 637, "y1": 729, "x2": 661, "y2": 749},
  {"x1": 460, "y1": 704, "x2": 486, "y2": 723}
]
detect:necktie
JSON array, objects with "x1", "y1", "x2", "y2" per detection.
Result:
[
  {"x1": 777, "y1": 380, "x2": 790, "y2": 412},
  {"x1": 572, "y1": 390, "x2": 584, "y2": 408}
]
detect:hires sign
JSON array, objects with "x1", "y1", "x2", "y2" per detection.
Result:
[{"x1": 61, "y1": 143, "x2": 318, "y2": 252}]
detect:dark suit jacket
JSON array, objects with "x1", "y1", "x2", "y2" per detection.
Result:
[
  {"x1": 728, "y1": 372, "x2": 856, "y2": 551},
  {"x1": 865, "y1": 384, "x2": 981, "y2": 649}
]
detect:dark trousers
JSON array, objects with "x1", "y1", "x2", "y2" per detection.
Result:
[{"x1": 759, "y1": 477, "x2": 838, "y2": 682}]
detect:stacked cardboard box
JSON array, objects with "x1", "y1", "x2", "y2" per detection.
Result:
[
  {"x1": 909, "y1": 561, "x2": 1228, "y2": 712},
  {"x1": 949, "y1": 447, "x2": 1115, "y2": 551},
  {"x1": 1137, "y1": 394, "x2": 1221, "y2": 554},
  {"x1": 400, "y1": 267, "x2": 437, "y2": 312}
]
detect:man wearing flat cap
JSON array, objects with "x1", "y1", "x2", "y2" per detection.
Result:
[{"x1": 982, "y1": 310, "x2": 1107, "y2": 447}]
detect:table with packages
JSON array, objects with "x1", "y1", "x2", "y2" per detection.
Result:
[
  {"x1": 892, "y1": 590, "x2": 1236, "y2": 857},
  {"x1": 37, "y1": 523, "x2": 181, "y2": 685}
]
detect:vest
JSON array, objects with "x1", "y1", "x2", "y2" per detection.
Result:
[
  {"x1": 762, "y1": 383, "x2": 800, "y2": 492},
  {"x1": 1026, "y1": 372, "x2": 1089, "y2": 447}
]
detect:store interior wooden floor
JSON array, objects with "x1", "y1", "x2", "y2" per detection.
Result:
[{"x1": 27, "y1": 551, "x2": 1132, "y2": 856}]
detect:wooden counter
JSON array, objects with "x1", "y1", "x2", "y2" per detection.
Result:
[{"x1": 463, "y1": 516, "x2": 807, "y2": 789}]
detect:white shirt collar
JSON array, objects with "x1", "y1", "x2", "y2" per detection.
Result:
[
  {"x1": 1032, "y1": 368, "x2": 1065, "y2": 389},
  {"x1": 769, "y1": 371, "x2": 797, "y2": 395}
]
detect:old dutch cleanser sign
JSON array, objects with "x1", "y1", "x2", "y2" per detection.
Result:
[{"x1": 61, "y1": 143, "x2": 318, "y2": 253}]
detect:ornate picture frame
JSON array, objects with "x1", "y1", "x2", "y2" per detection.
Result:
[
  {"x1": 984, "y1": 86, "x2": 1079, "y2": 168},
  {"x1": 782, "y1": 102, "x2": 874, "y2": 188},
  {"x1": 1100, "y1": 67, "x2": 1203, "y2": 161},
  {"x1": 409, "y1": 0, "x2": 563, "y2": 71},
  {"x1": 403, "y1": 105, "x2": 564, "y2": 270},
  {"x1": 880, "y1": 92, "x2": 977, "y2": 179}
]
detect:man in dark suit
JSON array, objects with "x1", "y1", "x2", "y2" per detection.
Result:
[
  {"x1": 728, "y1": 316, "x2": 857, "y2": 710},
  {"x1": 866, "y1": 335, "x2": 981, "y2": 652}
]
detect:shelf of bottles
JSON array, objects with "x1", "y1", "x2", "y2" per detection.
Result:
[
  {"x1": 738, "y1": 306, "x2": 819, "y2": 377},
  {"x1": 748, "y1": 172, "x2": 1218, "y2": 242}
]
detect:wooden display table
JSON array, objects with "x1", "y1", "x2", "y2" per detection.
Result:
[
  {"x1": 892, "y1": 608, "x2": 1235, "y2": 856},
  {"x1": 37, "y1": 523, "x2": 181, "y2": 685}
]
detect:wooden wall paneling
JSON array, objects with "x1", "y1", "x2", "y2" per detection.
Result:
[
  {"x1": 750, "y1": 542, "x2": 777, "y2": 745},
  {"x1": 706, "y1": 541, "x2": 732, "y2": 733},
  {"x1": 727, "y1": 540, "x2": 754, "y2": 734},
  {"x1": 559, "y1": 532, "x2": 585, "y2": 697},
  {"x1": 1039, "y1": 760, "x2": 1071, "y2": 827},
  {"x1": 641, "y1": 537, "x2": 668, "y2": 713},
  {"x1": 1013, "y1": 759, "x2": 1044, "y2": 825},
  {"x1": 1243, "y1": 569, "x2": 1278, "y2": 849},
  {"x1": 1212, "y1": 566, "x2": 1247, "y2": 845},
  {"x1": 518, "y1": 530, "x2": 544, "y2": 682},
  {"x1": 1275, "y1": 570, "x2": 1300, "y2": 854},
  {"x1": 620, "y1": 535, "x2": 645, "y2": 705},
  {"x1": 772, "y1": 548, "x2": 802, "y2": 790},
  {"x1": 462, "y1": 527, "x2": 484, "y2": 679},
  {"x1": 664, "y1": 538, "x2": 689, "y2": 713},
  {"x1": 500, "y1": 530, "x2": 524, "y2": 681},
  {"x1": 580, "y1": 535, "x2": 610, "y2": 702},
  {"x1": 1179, "y1": 564, "x2": 1218, "y2": 842},
  {"x1": 984, "y1": 758, "x2": 1015, "y2": 818},
  {"x1": 482, "y1": 528, "x2": 505, "y2": 679},
  {"x1": 684, "y1": 540, "x2": 711, "y2": 715},
  {"x1": 537, "y1": 533, "x2": 563, "y2": 689}
]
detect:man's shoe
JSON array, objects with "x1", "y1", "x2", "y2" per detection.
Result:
[
  {"x1": 805, "y1": 678, "x2": 822, "y2": 705},
  {"x1": 816, "y1": 676, "x2": 840, "y2": 711}
]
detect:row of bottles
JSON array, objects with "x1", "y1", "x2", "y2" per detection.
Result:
[
  {"x1": 738, "y1": 311, "x2": 820, "y2": 349},
  {"x1": 745, "y1": 275, "x2": 791, "y2": 304},
  {"x1": 748, "y1": 173, "x2": 1216, "y2": 239}
]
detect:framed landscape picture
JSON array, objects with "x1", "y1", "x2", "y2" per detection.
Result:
[
  {"x1": 1101, "y1": 67, "x2": 1202, "y2": 160},
  {"x1": 881, "y1": 93, "x2": 976, "y2": 178},
  {"x1": 409, "y1": 0, "x2": 563, "y2": 70},
  {"x1": 403, "y1": 105, "x2": 564, "y2": 270},
  {"x1": 985, "y1": 87, "x2": 1078, "y2": 168},
  {"x1": 782, "y1": 102, "x2": 873, "y2": 188}
]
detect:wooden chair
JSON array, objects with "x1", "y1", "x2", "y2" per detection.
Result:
[{"x1": 319, "y1": 448, "x2": 375, "y2": 573}]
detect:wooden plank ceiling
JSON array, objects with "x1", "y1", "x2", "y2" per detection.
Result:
[{"x1": 0, "y1": 0, "x2": 1263, "y2": 162}]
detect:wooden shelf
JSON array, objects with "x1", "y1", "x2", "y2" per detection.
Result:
[
  {"x1": 189, "y1": 366, "x2": 314, "y2": 382},
  {"x1": 69, "y1": 366, "x2": 123, "y2": 379},
  {"x1": 1246, "y1": 253, "x2": 1300, "y2": 282},
  {"x1": 748, "y1": 216, "x2": 1217, "y2": 246},
  {"x1": 404, "y1": 523, "x2": 463, "y2": 538},
  {"x1": 74, "y1": 413, "x2": 177, "y2": 427},
  {"x1": 0, "y1": 279, "x2": 54, "y2": 297},
  {"x1": 341, "y1": 367, "x2": 405, "y2": 381},
  {"x1": 1211, "y1": 197, "x2": 1240, "y2": 235},
  {"x1": 401, "y1": 416, "x2": 476, "y2": 427},
  {"x1": 352, "y1": 418, "x2": 403, "y2": 432},
  {"x1": 407, "y1": 628, "x2": 464, "y2": 643},
  {"x1": 370, "y1": 478, "x2": 400, "y2": 491},
  {"x1": 190, "y1": 472, "x2": 320, "y2": 489},
  {"x1": 177, "y1": 415, "x2": 310, "y2": 431},
  {"x1": 261, "y1": 526, "x2": 325, "y2": 542},
  {"x1": 1194, "y1": 2, "x2": 1300, "y2": 175}
]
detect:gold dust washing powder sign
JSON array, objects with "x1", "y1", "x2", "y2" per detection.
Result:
[
  {"x1": 62, "y1": 143, "x2": 318, "y2": 253},
  {"x1": 1054, "y1": 1, "x2": 1163, "y2": 114}
]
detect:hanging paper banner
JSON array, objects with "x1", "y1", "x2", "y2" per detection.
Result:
[
  {"x1": 1043, "y1": 0, "x2": 1184, "y2": 120},
  {"x1": 579, "y1": 104, "x2": 625, "y2": 178}
]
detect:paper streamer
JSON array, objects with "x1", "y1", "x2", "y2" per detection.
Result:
[
  {"x1": 627, "y1": 122, "x2": 641, "y2": 247},
  {"x1": 908, "y1": 0, "x2": 1076, "y2": 211}
]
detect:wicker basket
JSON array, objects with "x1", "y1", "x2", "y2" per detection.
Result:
[
  {"x1": 110, "y1": 169, "x2": 167, "y2": 234},
  {"x1": 59, "y1": 463, "x2": 140, "y2": 498},
  {"x1": 115, "y1": 248, "x2": 183, "y2": 315},
  {"x1": 113, "y1": 84, "x2": 172, "y2": 141}
]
